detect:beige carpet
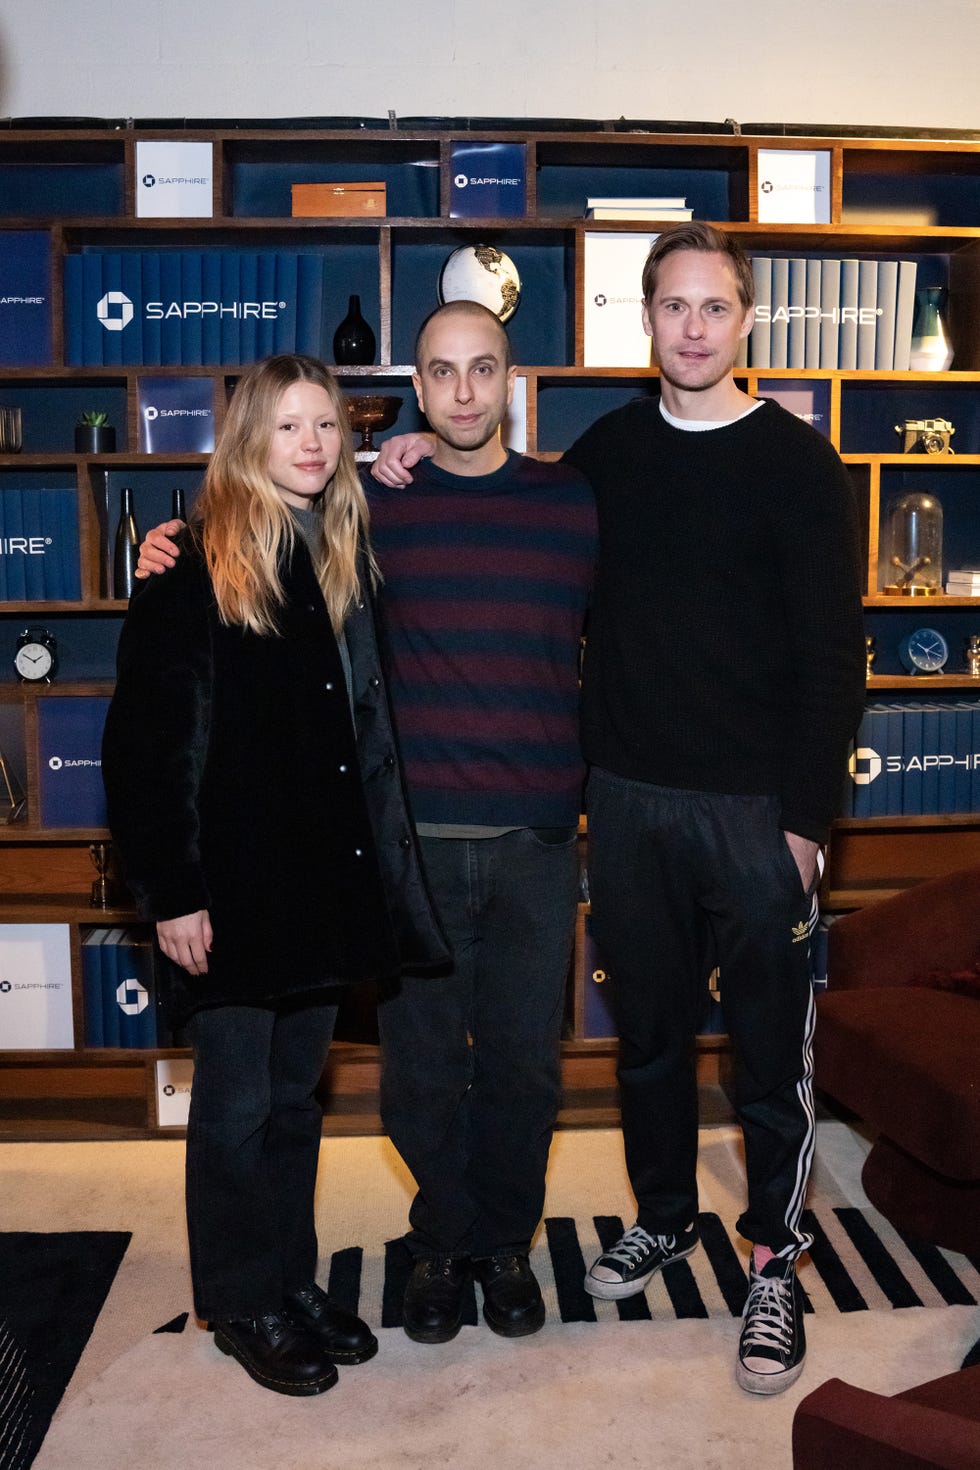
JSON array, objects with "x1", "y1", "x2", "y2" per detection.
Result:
[{"x1": 3, "y1": 1121, "x2": 977, "y2": 1470}]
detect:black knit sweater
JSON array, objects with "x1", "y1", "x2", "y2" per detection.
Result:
[{"x1": 564, "y1": 397, "x2": 866, "y2": 844}]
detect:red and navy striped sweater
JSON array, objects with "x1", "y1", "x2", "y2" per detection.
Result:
[{"x1": 366, "y1": 452, "x2": 597, "y2": 827}]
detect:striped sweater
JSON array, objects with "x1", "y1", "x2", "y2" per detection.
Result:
[{"x1": 366, "y1": 452, "x2": 597, "y2": 827}]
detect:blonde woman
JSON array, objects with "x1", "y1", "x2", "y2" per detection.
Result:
[{"x1": 102, "y1": 355, "x2": 447, "y2": 1396}]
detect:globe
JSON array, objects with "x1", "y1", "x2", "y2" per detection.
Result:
[{"x1": 438, "y1": 243, "x2": 522, "y2": 323}]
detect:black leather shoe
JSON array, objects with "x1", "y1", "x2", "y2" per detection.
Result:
[
  {"x1": 212, "y1": 1311, "x2": 339, "y2": 1395},
  {"x1": 474, "y1": 1253, "x2": 546, "y2": 1337},
  {"x1": 284, "y1": 1282, "x2": 378, "y2": 1365},
  {"x1": 402, "y1": 1255, "x2": 469, "y2": 1343}
]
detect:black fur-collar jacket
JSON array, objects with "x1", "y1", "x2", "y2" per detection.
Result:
[{"x1": 102, "y1": 533, "x2": 449, "y2": 1023}]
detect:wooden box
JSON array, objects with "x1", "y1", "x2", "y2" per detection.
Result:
[{"x1": 290, "y1": 182, "x2": 387, "y2": 217}]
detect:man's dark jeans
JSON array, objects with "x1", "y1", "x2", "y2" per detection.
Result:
[
  {"x1": 378, "y1": 828, "x2": 580, "y2": 1260},
  {"x1": 184, "y1": 998, "x2": 339, "y2": 1320}
]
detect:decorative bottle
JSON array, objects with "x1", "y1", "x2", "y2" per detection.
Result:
[
  {"x1": 332, "y1": 295, "x2": 376, "y2": 366},
  {"x1": 909, "y1": 286, "x2": 954, "y2": 371},
  {"x1": 113, "y1": 487, "x2": 141, "y2": 599},
  {"x1": 172, "y1": 486, "x2": 187, "y2": 522}
]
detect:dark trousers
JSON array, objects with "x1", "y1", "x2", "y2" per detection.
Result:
[
  {"x1": 377, "y1": 828, "x2": 580, "y2": 1260},
  {"x1": 586, "y1": 767, "x2": 818, "y2": 1260},
  {"x1": 184, "y1": 998, "x2": 338, "y2": 1320}
]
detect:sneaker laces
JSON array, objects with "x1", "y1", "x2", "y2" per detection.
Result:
[
  {"x1": 741, "y1": 1270, "x2": 794, "y2": 1355},
  {"x1": 602, "y1": 1225, "x2": 673, "y2": 1266}
]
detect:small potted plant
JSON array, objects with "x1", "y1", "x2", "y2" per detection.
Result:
[{"x1": 75, "y1": 411, "x2": 116, "y2": 454}]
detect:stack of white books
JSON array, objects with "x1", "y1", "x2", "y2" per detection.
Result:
[
  {"x1": 586, "y1": 196, "x2": 692, "y2": 221},
  {"x1": 945, "y1": 568, "x2": 980, "y2": 596}
]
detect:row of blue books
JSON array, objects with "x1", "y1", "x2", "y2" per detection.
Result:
[
  {"x1": 81, "y1": 928, "x2": 177, "y2": 1048},
  {"x1": 0, "y1": 487, "x2": 81, "y2": 600},
  {"x1": 748, "y1": 257, "x2": 917, "y2": 371},
  {"x1": 846, "y1": 700, "x2": 980, "y2": 817},
  {"x1": 64, "y1": 249, "x2": 330, "y2": 365}
]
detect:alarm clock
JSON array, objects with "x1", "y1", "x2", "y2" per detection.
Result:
[
  {"x1": 898, "y1": 627, "x2": 949, "y2": 675},
  {"x1": 14, "y1": 626, "x2": 58, "y2": 683}
]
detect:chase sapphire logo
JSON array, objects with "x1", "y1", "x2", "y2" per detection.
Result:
[
  {"x1": 143, "y1": 174, "x2": 156, "y2": 187},
  {"x1": 454, "y1": 174, "x2": 468, "y2": 189},
  {"x1": 97, "y1": 291, "x2": 134, "y2": 332},
  {"x1": 0, "y1": 981, "x2": 11, "y2": 993},
  {"x1": 48, "y1": 756, "x2": 63, "y2": 771},
  {"x1": 163, "y1": 1084, "x2": 176, "y2": 1096},
  {"x1": 761, "y1": 180, "x2": 774, "y2": 193},
  {"x1": 849, "y1": 746, "x2": 882, "y2": 785},
  {"x1": 594, "y1": 294, "x2": 607, "y2": 307}
]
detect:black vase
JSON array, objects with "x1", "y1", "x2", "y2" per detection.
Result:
[{"x1": 333, "y1": 295, "x2": 376, "y2": 366}]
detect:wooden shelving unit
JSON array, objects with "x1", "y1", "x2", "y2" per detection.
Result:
[{"x1": 3, "y1": 119, "x2": 980, "y2": 1135}]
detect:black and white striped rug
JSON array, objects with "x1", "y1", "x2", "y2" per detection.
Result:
[{"x1": 287, "y1": 1207, "x2": 980, "y2": 1332}]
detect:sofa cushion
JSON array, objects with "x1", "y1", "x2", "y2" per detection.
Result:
[{"x1": 816, "y1": 989, "x2": 980, "y2": 1180}]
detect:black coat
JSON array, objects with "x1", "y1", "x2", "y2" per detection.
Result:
[{"x1": 102, "y1": 532, "x2": 449, "y2": 1024}]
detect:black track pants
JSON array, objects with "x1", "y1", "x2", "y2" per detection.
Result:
[{"x1": 586, "y1": 766, "x2": 817, "y2": 1260}]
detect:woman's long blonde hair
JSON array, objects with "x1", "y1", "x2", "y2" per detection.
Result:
[{"x1": 194, "y1": 354, "x2": 376, "y2": 636}]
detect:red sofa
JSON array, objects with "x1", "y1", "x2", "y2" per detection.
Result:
[
  {"x1": 792, "y1": 1364, "x2": 980, "y2": 1469},
  {"x1": 816, "y1": 866, "x2": 980, "y2": 1255}
]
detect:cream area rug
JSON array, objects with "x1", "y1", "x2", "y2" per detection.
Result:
[{"x1": 3, "y1": 1121, "x2": 977, "y2": 1470}]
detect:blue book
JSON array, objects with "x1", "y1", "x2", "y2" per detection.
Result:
[
  {"x1": 101, "y1": 929, "x2": 121, "y2": 1048},
  {"x1": 273, "y1": 252, "x2": 299, "y2": 354},
  {"x1": 296, "y1": 253, "x2": 325, "y2": 357},
  {"x1": 119, "y1": 250, "x2": 144, "y2": 365},
  {"x1": 919, "y1": 703, "x2": 940, "y2": 814},
  {"x1": 180, "y1": 252, "x2": 205, "y2": 366},
  {"x1": 21, "y1": 489, "x2": 46, "y2": 601},
  {"x1": 159, "y1": 252, "x2": 184, "y2": 365},
  {"x1": 819, "y1": 257, "x2": 841, "y2": 369},
  {"x1": 937, "y1": 702, "x2": 958, "y2": 815},
  {"x1": 140, "y1": 251, "x2": 162, "y2": 365},
  {"x1": 220, "y1": 252, "x2": 241, "y2": 364},
  {"x1": 81, "y1": 251, "x2": 106, "y2": 364},
  {"x1": 450, "y1": 141, "x2": 527, "y2": 217},
  {"x1": 115, "y1": 930, "x2": 158, "y2": 1048},
  {"x1": 237, "y1": 252, "x2": 258, "y2": 364},
  {"x1": 98, "y1": 254, "x2": 125, "y2": 368},
  {"x1": 901, "y1": 702, "x2": 922, "y2": 815},
  {"x1": 0, "y1": 229, "x2": 54, "y2": 365},
  {"x1": 838, "y1": 259, "x2": 860, "y2": 371},
  {"x1": 954, "y1": 700, "x2": 975, "y2": 812},
  {"x1": 53, "y1": 485, "x2": 82, "y2": 601},
  {"x1": 63, "y1": 254, "x2": 85, "y2": 365},
  {"x1": 857, "y1": 260, "x2": 878, "y2": 371},
  {"x1": 804, "y1": 257, "x2": 822, "y2": 369},
  {"x1": 2, "y1": 488, "x2": 27, "y2": 599},
  {"x1": 882, "y1": 703, "x2": 906, "y2": 815},
  {"x1": 749, "y1": 257, "x2": 771, "y2": 368},
  {"x1": 868, "y1": 704, "x2": 891, "y2": 818},
  {"x1": 201, "y1": 250, "x2": 223, "y2": 365},
  {"x1": 81, "y1": 931, "x2": 104, "y2": 1047},
  {"x1": 850, "y1": 705, "x2": 877, "y2": 818},
  {"x1": 37, "y1": 696, "x2": 111, "y2": 828},
  {"x1": 256, "y1": 253, "x2": 278, "y2": 359},
  {"x1": 769, "y1": 257, "x2": 789, "y2": 369},
  {"x1": 971, "y1": 703, "x2": 980, "y2": 816},
  {"x1": 787, "y1": 258, "x2": 807, "y2": 369}
]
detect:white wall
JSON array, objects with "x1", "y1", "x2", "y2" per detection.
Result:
[{"x1": 1, "y1": 0, "x2": 978, "y2": 132}]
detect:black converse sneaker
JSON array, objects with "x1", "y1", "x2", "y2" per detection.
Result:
[
  {"x1": 584, "y1": 1223, "x2": 699, "y2": 1300},
  {"x1": 736, "y1": 1257, "x2": 807, "y2": 1395}
]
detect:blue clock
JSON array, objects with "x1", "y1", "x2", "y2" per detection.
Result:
[{"x1": 899, "y1": 627, "x2": 949, "y2": 674}]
